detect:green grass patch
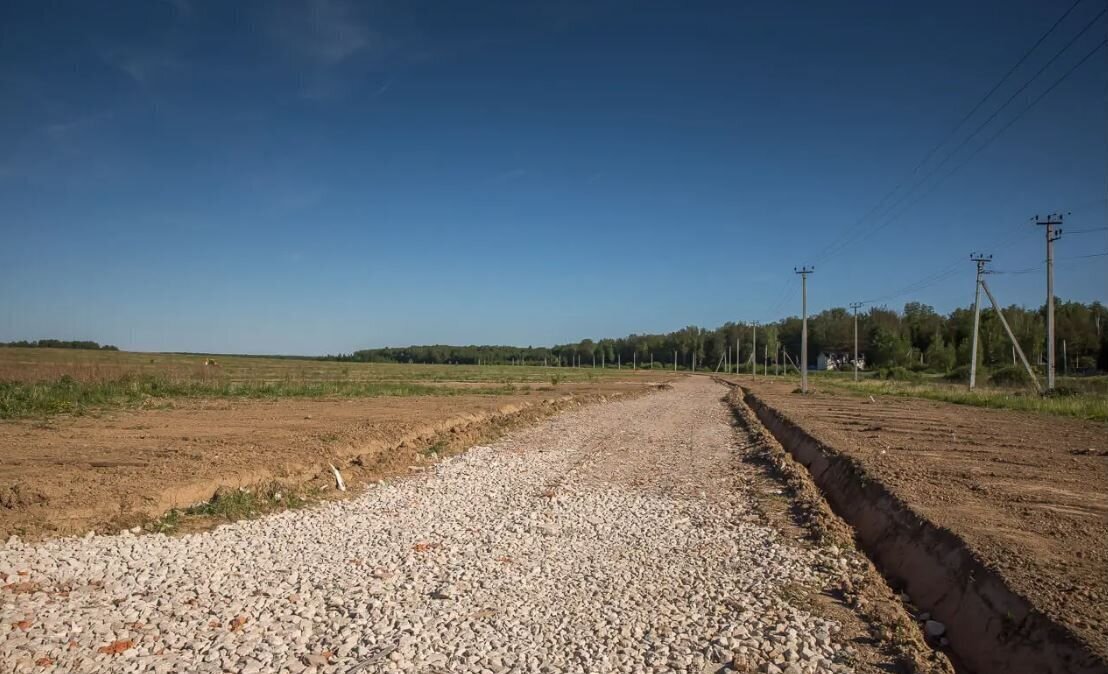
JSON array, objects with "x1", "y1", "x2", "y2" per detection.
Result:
[
  {"x1": 822, "y1": 377, "x2": 1108, "y2": 422},
  {"x1": 149, "y1": 482, "x2": 313, "y2": 534},
  {"x1": 0, "y1": 374, "x2": 518, "y2": 419}
]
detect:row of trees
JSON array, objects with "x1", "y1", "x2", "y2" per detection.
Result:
[
  {"x1": 327, "y1": 298, "x2": 1107, "y2": 373},
  {"x1": 0, "y1": 339, "x2": 118, "y2": 351}
]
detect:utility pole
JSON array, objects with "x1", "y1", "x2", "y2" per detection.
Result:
[
  {"x1": 674, "y1": 350, "x2": 677, "y2": 372},
  {"x1": 751, "y1": 322, "x2": 758, "y2": 379},
  {"x1": 849, "y1": 302, "x2": 863, "y2": 381},
  {"x1": 795, "y1": 267, "x2": 814, "y2": 393},
  {"x1": 735, "y1": 337, "x2": 740, "y2": 374},
  {"x1": 1034, "y1": 214, "x2": 1063, "y2": 391},
  {"x1": 969, "y1": 253, "x2": 992, "y2": 390}
]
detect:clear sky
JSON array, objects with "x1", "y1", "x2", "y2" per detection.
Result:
[{"x1": 1, "y1": 0, "x2": 1105, "y2": 354}]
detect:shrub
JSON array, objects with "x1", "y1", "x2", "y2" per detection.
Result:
[
  {"x1": 877, "y1": 366, "x2": 922, "y2": 382},
  {"x1": 943, "y1": 364, "x2": 977, "y2": 383},
  {"x1": 989, "y1": 365, "x2": 1034, "y2": 387}
]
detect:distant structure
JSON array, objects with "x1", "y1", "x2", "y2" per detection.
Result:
[{"x1": 816, "y1": 352, "x2": 864, "y2": 371}]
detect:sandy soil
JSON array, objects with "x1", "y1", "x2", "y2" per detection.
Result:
[
  {"x1": 0, "y1": 381, "x2": 662, "y2": 539},
  {"x1": 742, "y1": 378, "x2": 1108, "y2": 662}
]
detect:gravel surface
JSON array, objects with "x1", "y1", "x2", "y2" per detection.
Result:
[{"x1": 1, "y1": 378, "x2": 858, "y2": 673}]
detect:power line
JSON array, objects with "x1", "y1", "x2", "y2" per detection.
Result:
[
  {"x1": 990, "y1": 249, "x2": 1108, "y2": 274},
  {"x1": 856, "y1": 265, "x2": 964, "y2": 306},
  {"x1": 760, "y1": 276, "x2": 798, "y2": 322},
  {"x1": 900, "y1": 0, "x2": 1086, "y2": 180},
  {"x1": 918, "y1": 5, "x2": 1106, "y2": 187},
  {"x1": 936, "y1": 37, "x2": 1107, "y2": 185},
  {"x1": 995, "y1": 266, "x2": 1044, "y2": 275},
  {"x1": 820, "y1": 36, "x2": 1107, "y2": 257},
  {"x1": 809, "y1": 4, "x2": 1105, "y2": 265},
  {"x1": 855, "y1": 219, "x2": 1040, "y2": 306},
  {"x1": 759, "y1": 7, "x2": 1105, "y2": 323}
]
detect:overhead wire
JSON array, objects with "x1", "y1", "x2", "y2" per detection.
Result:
[
  {"x1": 807, "y1": 1, "x2": 1095, "y2": 265},
  {"x1": 760, "y1": 4, "x2": 1104, "y2": 320},
  {"x1": 822, "y1": 35, "x2": 1107, "y2": 265},
  {"x1": 808, "y1": 3, "x2": 1105, "y2": 267}
]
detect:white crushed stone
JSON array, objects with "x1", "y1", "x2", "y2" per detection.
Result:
[{"x1": 1, "y1": 379, "x2": 855, "y2": 673}]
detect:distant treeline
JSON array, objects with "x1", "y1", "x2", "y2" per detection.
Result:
[
  {"x1": 0, "y1": 339, "x2": 119, "y2": 351},
  {"x1": 325, "y1": 298, "x2": 1107, "y2": 374}
]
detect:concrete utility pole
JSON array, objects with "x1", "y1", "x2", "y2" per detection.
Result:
[
  {"x1": 795, "y1": 267, "x2": 814, "y2": 393},
  {"x1": 674, "y1": 350, "x2": 677, "y2": 372},
  {"x1": 735, "y1": 338, "x2": 740, "y2": 374},
  {"x1": 849, "y1": 302, "x2": 863, "y2": 381},
  {"x1": 969, "y1": 253, "x2": 992, "y2": 390},
  {"x1": 1034, "y1": 214, "x2": 1063, "y2": 391},
  {"x1": 751, "y1": 323, "x2": 758, "y2": 379}
]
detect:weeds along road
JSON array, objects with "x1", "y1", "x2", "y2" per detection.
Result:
[{"x1": 1, "y1": 378, "x2": 888, "y2": 674}]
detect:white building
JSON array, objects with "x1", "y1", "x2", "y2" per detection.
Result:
[{"x1": 817, "y1": 352, "x2": 865, "y2": 371}]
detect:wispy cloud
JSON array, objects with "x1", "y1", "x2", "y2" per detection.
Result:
[
  {"x1": 43, "y1": 111, "x2": 115, "y2": 141},
  {"x1": 266, "y1": 0, "x2": 378, "y2": 66},
  {"x1": 260, "y1": 1, "x2": 430, "y2": 101},
  {"x1": 99, "y1": 46, "x2": 184, "y2": 86}
]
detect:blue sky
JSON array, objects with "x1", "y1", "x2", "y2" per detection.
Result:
[{"x1": 1, "y1": 0, "x2": 1104, "y2": 354}]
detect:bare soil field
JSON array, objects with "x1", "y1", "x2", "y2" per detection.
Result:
[
  {"x1": 0, "y1": 378, "x2": 937, "y2": 674},
  {"x1": 0, "y1": 379, "x2": 663, "y2": 539},
  {"x1": 741, "y1": 378, "x2": 1108, "y2": 672}
]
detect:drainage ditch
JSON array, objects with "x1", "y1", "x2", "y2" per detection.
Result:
[{"x1": 741, "y1": 388, "x2": 1106, "y2": 674}]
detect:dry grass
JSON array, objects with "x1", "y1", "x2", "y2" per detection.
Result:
[
  {"x1": 0, "y1": 347, "x2": 645, "y2": 419},
  {"x1": 0, "y1": 348, "x2": 629, "y2": 385}
]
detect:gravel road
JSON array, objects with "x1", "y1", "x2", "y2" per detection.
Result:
[{"x1": 1, "y1": 378, "x2": 859, "y2": 673}]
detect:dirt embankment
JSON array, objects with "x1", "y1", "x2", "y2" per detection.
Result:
[
  {"x1": 0, "y1": 381, "x2": 665, "y2": 539},
  {"x1": 740, "y1": 379, "x2": 1108, "y2": 674}
]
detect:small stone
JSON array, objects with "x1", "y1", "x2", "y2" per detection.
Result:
[{"x1": 924, "y1": 620, "x2": 946, "y2": 638}]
